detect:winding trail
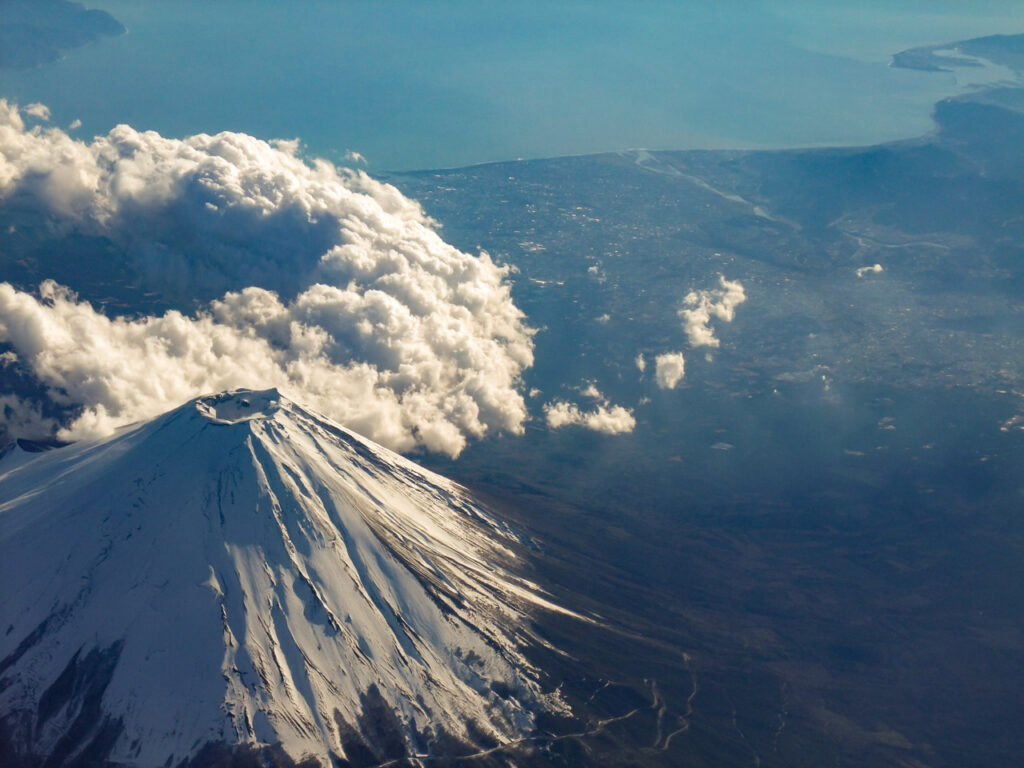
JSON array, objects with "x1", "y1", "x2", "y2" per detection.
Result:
[
  {"x1": 659, "y1": 653, "x2": 698, "y2": 753},
  {"x1": 367, "y1": 700, "x2": 646, "y2": 767},
  {"x1": 365, "y1": 606, "x2": 703, "y2": 766},
  {"x1": 772, "y1": 681, "x2": 789, "y2": 755},
  {"x1": 368, "y1": 652, "x2": 699, "y2": 766}
]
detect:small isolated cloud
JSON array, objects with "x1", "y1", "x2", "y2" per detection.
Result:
[
  {"x1": 22, "y1": 103, "x2": 50, "y2": 121},
  {"x1": 679, "y1": 275, "x2": 746, "y2": 348},
  {"x1": 856, "y1": 263, "x2": 884, "y2": 277},
  {"x1": 654, "y1": 352, "x2": 686, "y2": 389},
  {"x1": 68, "y1": 118, "x2": 82, "y2": 130},
  {"x1": 0, "y1": 101, "x2": 535, "y2": 457},
  {"x1": 543, "y1": 400, "x2": 635, "y2": 434},
  {"x1": 635, "y1": 353, "x2": 646, "y2": 373},
  {"x1": 344, "y1": 149, "x2": 367, "y2": 165},
  {"x1": 545, "y1": 382, "x2": 634, "y2": 434}
]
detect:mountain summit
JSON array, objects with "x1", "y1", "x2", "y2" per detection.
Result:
[{"x1": 0, "y1": 390, "x2": 575, "y2": 768}]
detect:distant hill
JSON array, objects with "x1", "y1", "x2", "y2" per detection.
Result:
[
  {"x1": 0, "y1": 0, "x2": 124, "y2": 69},
  {"x1": 892, "y1": 32, "x2": 1024, "y2": 73}
]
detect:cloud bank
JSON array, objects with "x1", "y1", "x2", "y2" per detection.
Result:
[
  {"x1": 0, "y1": 102, "x2": 534, "y2": 457},
  {"x1": 679, "y1": 275, "x2": 746, "y2": 348}
]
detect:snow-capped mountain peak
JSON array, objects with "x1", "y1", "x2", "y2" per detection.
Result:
[{"x1": 0, "y1": 389, "x2": 578, "y2": 767}]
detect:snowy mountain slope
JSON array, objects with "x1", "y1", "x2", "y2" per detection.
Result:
[{"x1": 0, "y1": 389, "x2": 580, "y2": 767}]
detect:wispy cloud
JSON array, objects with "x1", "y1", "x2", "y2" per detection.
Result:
[
  {"x1": 22, "y1": 103, "x2": 50, "y2": 121},
  {"x1": 856, "y1": 263, "x2": 883, "y2": 277}
]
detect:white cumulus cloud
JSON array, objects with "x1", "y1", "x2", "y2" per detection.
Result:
[
  {"x1": 543, "y1": 397, "x2": 635, "y2": 435},
  {"x1": 0, "y1": 102, "x2": 534, "y2": 457},
  {"x1": 654, "y1": 352, "x2": 686, "y2": 389},
  {"x1": 678, "y1": 275, "x2": 746, "y2": 348}
]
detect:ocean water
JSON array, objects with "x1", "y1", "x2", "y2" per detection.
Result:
[{"x1": 2, "y1": 0, "x2": 1022, "y2": 171}]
